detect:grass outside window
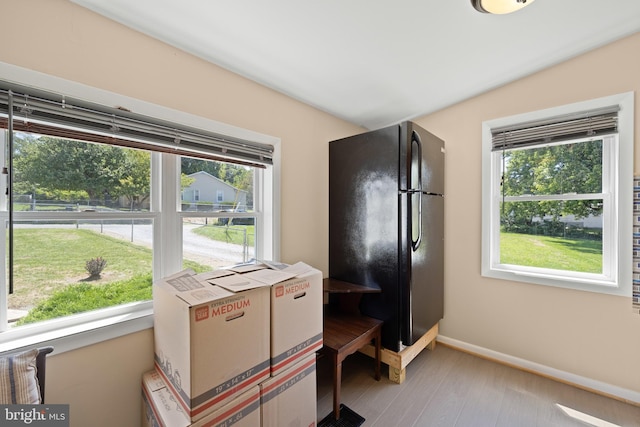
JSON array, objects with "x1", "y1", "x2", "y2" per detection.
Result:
[
  {"x1": 500, "y1": 232, "x2": 602, "y2": 274},
  {"x1": 9, "y1": 226, "x2": 211, "y2": 325}
]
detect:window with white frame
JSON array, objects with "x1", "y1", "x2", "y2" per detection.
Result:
[
  {"x1": 481, "y1": 93, "x2": 633, "y2": 296},
  {"x1": 180, "y1": 159, "x2": 258, "y2": 269},
  {"x1": 0, "y1": 73, "x2": 278, "y2": 350}
]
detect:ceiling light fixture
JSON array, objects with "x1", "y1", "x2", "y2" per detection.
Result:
[{"x1": 471, "y1": 0, "x2": 535, "y2": 14}]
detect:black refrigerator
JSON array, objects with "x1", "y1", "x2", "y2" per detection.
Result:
[{"x1": 329, "y1": 121, "x2": 444, "y2": 352}]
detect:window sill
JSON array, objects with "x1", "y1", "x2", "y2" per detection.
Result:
[
  {"x1": 0, "y1": 303, "x2": 154, "y2": 355},
  {"x1": 483, "y1": 266, "x2": 629, "y2": 297}
]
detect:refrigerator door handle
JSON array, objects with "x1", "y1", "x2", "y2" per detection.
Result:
[
  {"x1": 411, "y1": 130, "x2": 423, "y2": 192},
  {"x1": 412, "y1": 190, "x2": 422, "y2": 251},
  {"x1": 411, "y1": 130, "x2": 423, "y2": 251}
]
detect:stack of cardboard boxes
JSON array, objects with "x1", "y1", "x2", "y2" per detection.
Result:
[{"x1": 142, "y1": 262, "x2": 323, "y2": 427}]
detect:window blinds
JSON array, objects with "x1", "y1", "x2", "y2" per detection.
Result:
[
  {"x1": 491, "y1": 106, "x2": 620, "y2": 151},
  {"x1": 0, "y1": 83, "x2": 273, "y2": 168}
]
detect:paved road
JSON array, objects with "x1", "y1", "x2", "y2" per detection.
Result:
[
  {"x1": 17, "y1": 222, "x2": 254, "y2": 269},
  {"x1": 97, "y1": 222, "x2": 254, "y2": 268}
]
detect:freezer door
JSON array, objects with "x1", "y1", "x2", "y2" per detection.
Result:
[
  {"x1": 329, "y1": 125, "x2": 400, "y2": 285},
  {"x1": 401, "y1": 193, "x2": 444, "y2": 346}
]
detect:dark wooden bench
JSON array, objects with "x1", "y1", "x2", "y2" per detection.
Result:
[
  {"x1": 322, "y1": 312, "x2": 382, "y2": 420},
  {"x1": 321, "y1": 278, "x2": 384, "y2": 420}
]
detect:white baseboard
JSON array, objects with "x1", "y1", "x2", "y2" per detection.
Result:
[{"x1": 436, "y1": 335, "x2": 640, "y2": 406}]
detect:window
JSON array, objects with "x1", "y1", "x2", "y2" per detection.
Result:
[
  {"x1": 180, "y1": 159, "x2": 258, "y2": 270},
  {"x1": 481, "y1": 93, "x2": 633, "y2": 296},
  {"x1": 0, "y1": 64, "x2": 280, "y2": 351},
  {"x1": 5, "y1": 133, "x2": 154, "y2": 328}
]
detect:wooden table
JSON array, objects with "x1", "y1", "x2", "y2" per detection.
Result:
[
  {"x1": 322, "y1": 277, "x2": 382, "y2": 294},
  {"x1": 323, "y1": 277, "x2": 381, "y2": 315},
  {"x1": 322, "y1": 278, "x2": 383, "y2": 420}
]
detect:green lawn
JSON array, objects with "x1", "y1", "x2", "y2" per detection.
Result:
[
  {"x1": 500, "y1": 232, "x2": 602, "y2": 273},
  {"x1": 11, "y1": 228, "x2": 208, "y2": 324},
  {"x1": 14, "y1": 228, "x2": 152, "y2": 285},
  {"x1": 192, "y1": 224, "x2": 255, "y2": 246},
  {"x1": 16, "y1": 274, "x2": 153, "y2": 325}
]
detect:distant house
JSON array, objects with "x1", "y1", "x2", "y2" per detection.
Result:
[
  {"x1": 534, "y1": 214, "x2": 603, "y2": 229},
  {"x1": 182, "y1": 171, "x2": 248, "y2": 210}
]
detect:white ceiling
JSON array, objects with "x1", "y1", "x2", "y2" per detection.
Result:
[{"x1": 71, "y1": 0, "x2": 640, "y2": 130}]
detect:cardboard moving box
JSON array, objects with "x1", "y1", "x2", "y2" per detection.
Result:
[
  {"x1": 260, "y1": 354, "x2": 317, "y2": 427},
  {"x1": 142, "y1": 370, "x2": 261, "y2": 427},
  {"x1": 211, "y1": 261, "x2": 323, "y2": 376},
  {"x1": 153, "y1": 270, "x2": 270, "y2": 421},
  {"x1": 269, "y1": 267, "x2": 323, "y2": 376}
]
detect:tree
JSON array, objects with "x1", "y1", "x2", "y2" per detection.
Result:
[
  {"x1": 181, "y1": 157, "x2": 220, "y2": 176},
  {"x1": 501, "y1": 139, "x2": 603, "y2": 233},
  {"x1": 13, "y1": 134, "x2": 150, "y2": 207},
  {"x1": 180, "y1": 173, "x2": 195, "y2": 191},
  {"x1": 115, "y1": 150, "x2": 151, "y2": 210}
]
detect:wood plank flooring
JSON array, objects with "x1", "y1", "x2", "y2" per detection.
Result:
[{"x1": 316, "y1": 344, "x2": 640, "y2": 426}]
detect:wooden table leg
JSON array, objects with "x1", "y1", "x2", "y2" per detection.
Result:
[
  {"x1": 374, "y1": 328, "x2": 381, "y2": 381},
  {"x1": 333, "y1": 353, "x2": 342, "y2": 420}
]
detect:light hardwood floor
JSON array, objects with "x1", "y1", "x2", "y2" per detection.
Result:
[{"x1": 316, "y1": 344, "x2": 640, "y2": 426}]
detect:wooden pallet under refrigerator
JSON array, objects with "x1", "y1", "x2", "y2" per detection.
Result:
[{"x1": 359, "y1": 322, "x2": 438, "y2": 384}]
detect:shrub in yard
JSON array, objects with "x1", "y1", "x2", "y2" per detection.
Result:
[{"x1": 85, "y1": 256, "x2": 107, "y2": 278}]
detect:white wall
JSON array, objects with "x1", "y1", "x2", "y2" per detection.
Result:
[{"x1": 414, "y1": 32, "x2": 640, "y2": 397}]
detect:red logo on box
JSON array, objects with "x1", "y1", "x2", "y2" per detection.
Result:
[
  {"x1": 195, "y1": 306, "x2": 209, "y2": 321},
  {"x1": 275, "y1": 285, "x2": 284, "y2": 298}
]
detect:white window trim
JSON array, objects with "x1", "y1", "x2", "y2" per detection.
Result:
[
  {"x1": 0, "y1": 61, "x2": 281, "y2": 355},
  {"x1": 481, "y1": 92, "x2": 634, "y2": 296}
]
